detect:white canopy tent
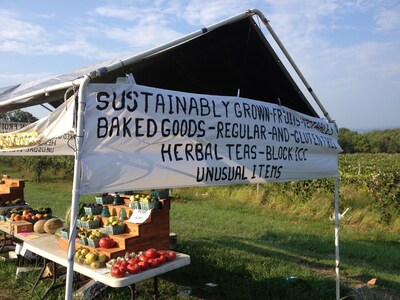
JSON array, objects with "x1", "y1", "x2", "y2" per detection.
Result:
[{"x1": 0, "y1": 9, "x2": 342, "y2": 300}]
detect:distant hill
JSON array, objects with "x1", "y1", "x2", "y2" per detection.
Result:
[{"x1": 353, "y1": 126, "x2": 400, "y2": 133}]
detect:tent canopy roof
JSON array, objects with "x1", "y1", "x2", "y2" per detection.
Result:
[{"x1": 0, "y1": 12, "x2": 318, "y2": 117}]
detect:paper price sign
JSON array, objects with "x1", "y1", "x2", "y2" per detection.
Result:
[{"x1": 127, "y1": 209, "x2": 152, "y2": 224}]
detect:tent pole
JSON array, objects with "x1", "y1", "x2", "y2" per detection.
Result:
[
  {"x1": 65, "y1": 74, "x2": 90, "y2": 300},
  {"x1": 250, "y1": 9, "x2": 333, "y2": 123},
  {"x1": 334, "y1": 176, "x2": 340, "y2": 300}
]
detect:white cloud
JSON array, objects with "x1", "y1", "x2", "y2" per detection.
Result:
[
  {"x1": 374, "y1": 9, "x2": 400, "y2": 32},
  {"x1": 101, "y1": 24, "x2": 181, "y2": 50},
  {"x1": 0, "y1": 8, "x2": 120, "y2": 59},
  {"x1": 181, "y1": 0, "x2": 254, "y2": 26},
  {"x1": 91, "y1": 3, "x2": 184, "y2": 50},
  {"x1": 0, "y1": 9, "x2": 47, "y2": 51},
  {"x1": 0, "y1": 72, "x2": 53, "y2": 88}
]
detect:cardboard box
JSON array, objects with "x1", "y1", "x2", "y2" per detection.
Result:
[{"x1": 10, "y1": 220, "x2": 33, "y2": 233}]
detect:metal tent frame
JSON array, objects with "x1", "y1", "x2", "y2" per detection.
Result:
[{"x1": 0, "y1": 9, "x2": 341, "y2": 300}]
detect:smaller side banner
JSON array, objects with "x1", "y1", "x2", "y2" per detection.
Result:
[
  {"x1": 0, "y1": 97, "x2": 75, "y2": 156},
  {"x1": 80, "y1": 83, "x2": 342, "y2": 194}
]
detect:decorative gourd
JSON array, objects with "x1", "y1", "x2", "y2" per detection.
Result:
[
  {"x1": 33, "y1": 219, "x2": 47, "y2": 233},
  {"x1": 44, "y1": 218, "x2": 64, "y2": 234}
]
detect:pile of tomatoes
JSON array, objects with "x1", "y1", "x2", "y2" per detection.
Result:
[{"x1": 111, "y1": 248, "x2": 177, "y2": 278}]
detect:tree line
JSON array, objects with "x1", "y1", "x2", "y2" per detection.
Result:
[{"x1": 338, "y1": 128, "x2": 400, "y2": 153}]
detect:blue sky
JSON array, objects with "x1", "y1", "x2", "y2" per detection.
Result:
[{"x1": 0, "y1": 0, "x2": 399, "y2": 131}]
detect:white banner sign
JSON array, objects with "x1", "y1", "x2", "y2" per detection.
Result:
[
  {"x1": 0, "y1": 98, "x2": 75, "y2": 156},
  {"x1": 80, "y1": 83, "x2": 342, "y2": 194}
]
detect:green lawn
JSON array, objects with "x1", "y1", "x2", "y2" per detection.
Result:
[
  {"x1": 1, "y1": 154, "x2": 399, "y2": 299},
  {"x1": 1, "y1": 183, "x2": 399, "y2": 299}
]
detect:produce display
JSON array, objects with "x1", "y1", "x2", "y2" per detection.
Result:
[
  {"x1": 129, "y1": 194, "x2": 160, "y2": 210},
  {"x1": 103, "y1": 215, "x2": 124, "y2": 227},
  {"x1": 84, "y1": 203, "x2": 103, "y2": 215},
  {"x1": 33, "y1": 219, "x2": 47, "y2": 233},
  {"x1": 55, "y1": 194, "x2": 173, "y2": 278},
  {"x1": 107, "y1": 248, "x2": 177, "y2": 277},
  {"x1": 0, "y1": 191, "x2": 178, "y2": 282},
  {"x1": 95, "y1": 193, "x2": 113, "y2": 205},
  {"x1": 80, "y1": 215, "x2": 102, "y2": 222},
  {"x1": 79, "y1": 214, "x2": 102, "y2": 229},
  {"x1": 76, "y1": 228, "x2": 108, "y2": 247},
  {"x1": 77, "y1": 228, "x2": 105, "y2": 240},
  {"x1": 1, "y1": 207, "x2": 52, "y2": 222},
  {"x1": 74, "y1": 246, "x2": 108, "y2": 269},
  {"x1": 43, "y1": 218, "x2": 64, "y2": 234},
  {"x1": 99, "y1": 237, "x2": 116, "y2": 249},
  {"x1": 0, "y1": 198, "x2": 26, "y2": 207}
]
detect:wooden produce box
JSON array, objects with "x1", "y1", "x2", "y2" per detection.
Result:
[
  {"x1": 0, "y1": 175, "x2": 26, "y2": 204},
  {"x1": 58, "y1": 237, "x2": 126, "y2": 259}
]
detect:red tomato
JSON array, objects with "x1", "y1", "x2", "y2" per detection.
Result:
[
  {"x1": 157, "y1": 255, "x2": 166, "y2": 264},
  {"x1": 138, "y1": 260, "x2": 149, "y2": 271},
  {"x1": 126, "y1": 263, "x2": 141, "y2": 275},
  {"x1": 119, "y1": 265, "x2": 127, "y2": 274},
  {"x1": 128, "y1": 258, "x2": 140, "y2": 265},
  {"x1": 166, "y1": 251, "x2": 176, "y2": 261},
  {"x1": 148, "y1": 258, "x2": 160, "y2": 268},
  {"x1": 145, "y1": 248, "x2": 159, "y2": 259},
  {"x1": 99, "y1": 237, "x2": 115, "y2": 249},
  {"x1": 120, "y1": 260, "x2": 129, "y2": 268},
  {"x1": 118, "y1": 260, "x2": 129, "y2": 274},
  {"x1": 111, "y1": 267, "x2": 124, "y2": 278},
  {"x1": 113, "y1": 261, "x2": 122, "y2": 268},
  {"x1": 139, "y1": 254, "x2": 149, "y2": 262}
]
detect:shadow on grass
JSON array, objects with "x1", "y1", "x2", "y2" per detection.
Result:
[
  {"x1": 162, "y1": 228, "x2": 400, "y2": 300},
  {"x1": 162, "y1": 240, "x2": 336, "y2": 299}
]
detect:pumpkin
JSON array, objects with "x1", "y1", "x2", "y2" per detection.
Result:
[
  {"x1": 44, "y1": 218, "x2": 64, "y2": 234},
  {"x1": 33, "y1": 219, "x2": 47, "y2": 233}
]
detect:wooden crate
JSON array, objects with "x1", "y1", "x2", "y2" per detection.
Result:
[
  {"x1": 58, "y1": 237, "x2": 126, "y2": 259},
  {"x1": 64, "y1": 198, "x2": 171, "y2": 258},
  {"x1": 0, "y1": 175, "x2": 27, "y2": 205}
]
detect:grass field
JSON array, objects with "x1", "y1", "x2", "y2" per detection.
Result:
[{"x1": 0, "y1": 154, "x2": 399, "y2": 299}]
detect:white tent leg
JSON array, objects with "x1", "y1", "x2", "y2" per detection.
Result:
[
  {"x1": 65, "y1": 75, "x2": 90, "y2": 300},
  {"x1": 334, "y1": 176, "x2": 340, "y2": 300}
]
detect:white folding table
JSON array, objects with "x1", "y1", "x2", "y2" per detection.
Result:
[{"x1": 22, "y1": 235, "x2": 191, "y2": 299}]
